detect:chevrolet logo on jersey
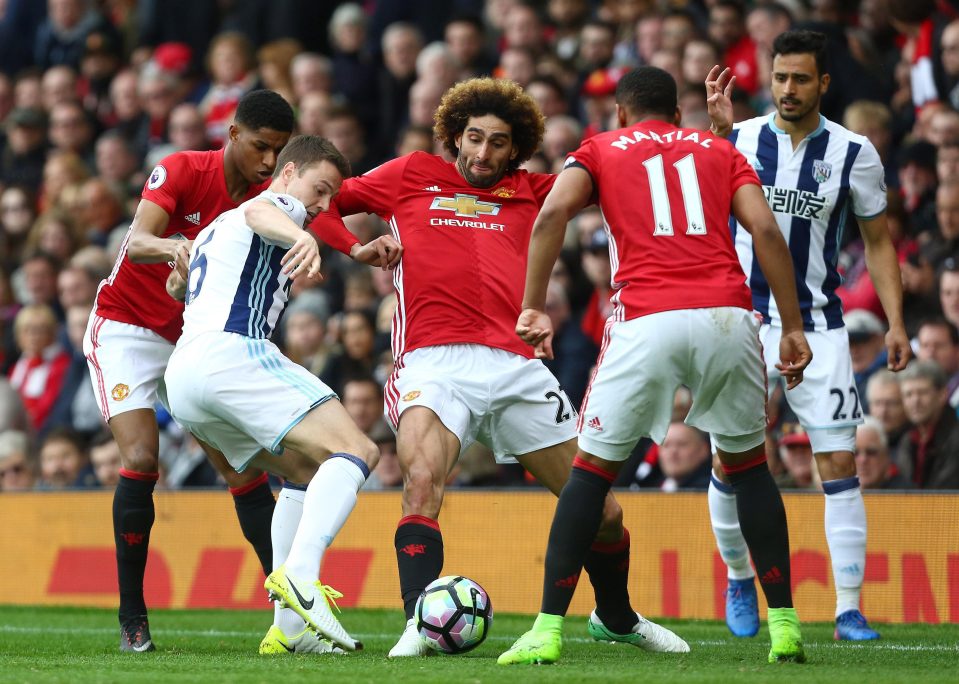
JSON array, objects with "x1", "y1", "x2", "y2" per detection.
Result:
[
  {"x1": 763, "y1": 185, "x2": 829, "y2": 221},
  {"x1": 430, "y1": 194, "x2": 501, "y2": 218}
]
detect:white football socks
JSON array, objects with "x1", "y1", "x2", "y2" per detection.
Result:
[
  {"x1": 707, "y1": 476, "x2": 754, "y2": 580},
  {"x1": 285, "y1": 455, "x2": 368, "y2": 583},
  {"x1": 823, "y1": 480, "x2": 867, "y2": 617},
  {"x1": 272, "y1": 484, "x2": 306, "y2": 633}
]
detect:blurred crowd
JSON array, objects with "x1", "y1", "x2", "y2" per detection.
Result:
[{"x1": 1, "y1": 0, "x2": 959, "y2": 493}]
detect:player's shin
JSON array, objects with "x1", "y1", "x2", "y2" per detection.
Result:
[
  {"x1": 822, "y1": 476, "x2": 867, "y2": 616},
  {"x1": 721, "y1": 454, "x2": 793, "y2": 609},
  {"x1": 541, "y1": 456, "x2": 615, "y2": 618},
  {"x1": 114, "y1": 469, "x2": 159, "y2": 622},
  {"x1": 231, "y1": 472, "x2": 276, "y2": 576},
  {"x1": 272, "y1": 483, "x2": 306, "y2": 634},
  {"x1": 584, "y1": 527, "x2": 637, "y2": 634},
  {"x1": 285, "y1": 454, "x2": 369, "y2": 581},
  {"x1": 395, "y1": 515, "x2": 444, "y2": 619}
]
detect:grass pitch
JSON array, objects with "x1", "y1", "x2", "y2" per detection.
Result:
[{"x1": 0, "y1": 605, "x2": 957, "y2": 683}]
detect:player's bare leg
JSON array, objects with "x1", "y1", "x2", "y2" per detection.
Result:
[
  {"x1": 389, "y1": 406, "x2": 461, "y2": 656},
  {"x1": 257, "y1": 399, "x2": 379, "y2": 652},
  {"x1": 814, "y1": 449, "x2": 877, "y2": 641},
  {"x1": 715, "y1": 442, "x2": 804, "y2": 662},
  {"x1": 500, "y1": 450, "x2": 687, "y2": 665},
  {"x1": 109, "y1": 409, "x2": 162, "y2": 652}
]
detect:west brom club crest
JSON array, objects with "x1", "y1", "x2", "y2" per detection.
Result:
[{"x1": 812, "y1": 160, "x2": 832, "y2": 184}]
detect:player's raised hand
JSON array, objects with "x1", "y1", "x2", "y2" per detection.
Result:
[
  {"x1": 885, "y1": 326, "x2": 911, "y2": 371},
  {"x1": 776, "y1": 330, "x2": 813, "y2": 390},
  {"x1": 282, "y1": 233, "x2": 323, "y2": 280},
  {"x1": 351, "y1": 235, "x2": 403, "y2": 270},
  {"x1": 705, "y1": 65, "x2": 735, "y2": 138},
  {"x1": 516, "y1": 308, "x2": 555, "y2": 360}
]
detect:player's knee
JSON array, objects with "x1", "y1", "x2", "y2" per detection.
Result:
[
  {"x1": 220, "y1": 467, "x2": 261, "y2": 489},
  {"x1": 120, "y1": 442, "x2": 159, "y2": 474},
  {"x1": 403, "y1": 460, "x2": 445, "y2": 509},
  {"x1": 344, "y1": 438, "x2": 379, "y2": 472}
]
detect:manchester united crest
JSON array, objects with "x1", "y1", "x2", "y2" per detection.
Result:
[
  {"x1": 403, "y1": 391, "x2": 421, "y2": 401},
  {"x1": 112, "y1": 383, "x2": 130, "y2": 401},
  {"x1": 492, "y1": 186, "x2": 515, "y2": 198}
]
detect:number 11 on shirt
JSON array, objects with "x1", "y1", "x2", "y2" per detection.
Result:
[{"x1": 642, "y1": 153, "x2": 707, "y2": 236}]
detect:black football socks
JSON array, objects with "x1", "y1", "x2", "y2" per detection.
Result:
[
  {"x1": 585, "y1": 527, "x2": 638, "y2": 633},
  {"x1": 115, "y1": 469, "x2": 158, "y2": 622},
  {"x1": 724, "y1": 455, "x2": 793, "y2": 608},
  {"x1": 230, "y1": 473, "x2": 276, "y2": 576},
  {"x1": 395, "y1": 515, "x2": 444, "y2": 619}
]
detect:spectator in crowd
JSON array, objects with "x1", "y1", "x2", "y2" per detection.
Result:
[
  {"x1": 48, "y1": 100, "x2": 95, "y2": 165},
  {"x1": 89, "y1": 429, "x2": 121, "y2": 488},
  {"x1": 843, "y1": 100, "x2": 895, "y2": 186},
  {"x1": 496, "y1": 46, "x2": 537, "y2": 88},
  {"x1": 898, "y1": 360, "x2": 959, "y2": 489},
  {"x1": 709, "y1": 0, "x2": 758, "y2": 95},
  {"x1": 39, "y1": 150, "x2": 89, "y2": 213},
  {"x1": 324, "y1": 105, "x2": 378, "y2": 175},
  {"x1": 503, "y1": 2, "x2": 547, "y2": 57},
  {"x1": 939, "y1": 261, "x2": 959, "y2": 329},
  {"x1": 846, "y1": 309, "x2": 888, "y2": 402},
  {"x1": 26, "y1": 210, "x2": 82, "y2": 268},
  {"x1": 377, "y1": 23, "x2": 423, "y2": 155},
  {"x1": 197, "y1": 32, "x2": 257, "y2": 147},
  {"x1": 633, "y1": 14, "x2": 663, "y2": 65},
  {"x1": 8, "y1": 303, "x2": 71, "y2": 433},
  {"x1": 366, "y1": 422, "x2": 402, "y2": 489},
  {"x1": 541, "y1": 280, "x2": 597, "y2": 409},
  {"x1": 290, "y1": 52, "x2": 333, "y2": 104},
  {"x1": 866, "y1": 369, "x2": 911, "y2": 454},
  {"x1": 897, "y1": 140, "x2": 939, "y2": 235},
  {"x1": 657, "y1": 423, "x2": 712, "y2": 492},
  {"x1": 16, "y1": 251, "x2": 62, "y2": 316},
  {"x1": 0, "y1": 431, "x2": 35, "y2": 492},
  {"x1": 444, "y1": 13, "x2": 496, "y2": 80},
  {"x1": 281, "y1": 289, "x2": 332, "y2": 376},
  {"x1": 942, "y1": 18, "x2": 959, "y2": 109},
  {"x1": 256, "y1": 38, "x2": 301, "y2": 105},
  {"x1": 296, "y1": 90, "x2": 333, "y2": 138},
  {"x1": 342, "y1": 376, "x2": 388, "y2": 438},
  {"x1": 927, "y1": 106, "x2": 959, "y2": 146},
  {"x1": 57, "y1": 264, "x2": 97, "y2": 310},
  {"x1": 855, "y1": 417, "x2": 910, "y2": 489},
  {"x1": 526, "y1": 74, "x2": 569, "y2": 119},
  {"x1": 0, "y1": 379, "x2": 29, "y2": 434},
  {"x1": 1, "y1": 108, "x2": 48, "y2": 192},
  {"x1": 41, "y1": 65, "x2": 79, "y2": 112},
  {"x1": 915, "y1": 318, "x2": 959, "y2": 402},
  {"x1": 329, "y1": 5, "x2": 377, "y2": 129},
  {"x1": 776, "y1": 424, "x2": 819, "y2": 490},
  {"x1": 0, "y1": 186, "x2": 40, "y2": 270},
  {"x1": 94, "y1": 131, "x2": 141, "y2": 201},
  {"x1": 37, "y1": 426, "x2": 95, "y2": 489},
  {"x1": 320, "y1": 309, "x2": 378, "y2": 396},
  {"x1": 44, "y1": 302, "x2": 101, "y2": 441},
  {"x1": 34, "y1": 0, "x2": 117, "y2": 72}
]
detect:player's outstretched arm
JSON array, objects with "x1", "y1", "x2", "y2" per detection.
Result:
[
  {"x1": 733, "y1": 183, "x2": 812, "y2": 388},
  {"x1": 859, "y1": 213, "x2": 911, "y2": 370},
  {"x1": 519, "y1": 166, "x2": 593, "y2": 360},
  {"x1": 126, "y1": 199, "x2": 181, "y2": 263},
  {"x1": 705, "y1": 65, "x2": 735, "y2": 139}
]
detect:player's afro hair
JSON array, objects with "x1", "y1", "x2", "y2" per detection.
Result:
[
  {"x1": 434, "y1": 78, "x2": 545, "y2": 172},
  {"x1": 235, "y1": 89, "x2": 295, "y2": 133}
]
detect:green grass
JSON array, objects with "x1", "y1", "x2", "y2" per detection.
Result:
[{"x1": 0, "y1": 606, "x2": 957, "y2": 683}]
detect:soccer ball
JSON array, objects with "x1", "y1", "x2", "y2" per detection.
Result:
[{"x1": 415, "y1": 575, "x2": 493, "y2": 654}]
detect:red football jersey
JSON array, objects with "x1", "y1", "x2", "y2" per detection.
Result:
[
  {"x1": 311, "y1": 151, "x2": 555, "y2": 360},
  {"x1": 567, "y1": 120, "x2": 756, "y2": 321},
  {"x1": 94, "y1": 149, "x2": 269, "y2": 342}
]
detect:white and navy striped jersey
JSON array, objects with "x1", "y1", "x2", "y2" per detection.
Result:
[
  {"x1": 180, "y1": 190, "x2": 308, "y2": 343},
  {"x1": 730, "y1": 113, "x2": 886, "y2": 331}
]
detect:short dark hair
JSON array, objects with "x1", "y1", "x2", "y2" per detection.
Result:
[
  {"x1": 615, "y1": 66, "x2": 677, "y2": 119},
  {"x1": 274, "y1": 135, "x2": 351, "y2": 179},
  {"x1": 235, "y1": 89, "x2": 295, "y2": 133},
  {"x1": 772, "y1": 30, "x2": 829, "y2": 77},
  {"x1": 919, "y1": 317, "x2": 959, "y2": 346},
  {"x1": 712, "y1": 0, "x2": 746, "y2": 19}
]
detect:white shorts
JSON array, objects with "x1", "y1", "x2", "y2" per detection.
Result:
[
  {"x1": 761, "y1": 324, "x2": 859, "y2": 452},
  {"x1": 83, "y1": 313, "x2": 173, "y2": 420},
  {"x1": 578, "y1": 307, "x2": 767, "y2": 460},
  {"x1": 164, "y1": 332, "x2": 336, "y2": 472},
  {"x1": 384, "y1": 344, "x2": 577, "y2": 463}
]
